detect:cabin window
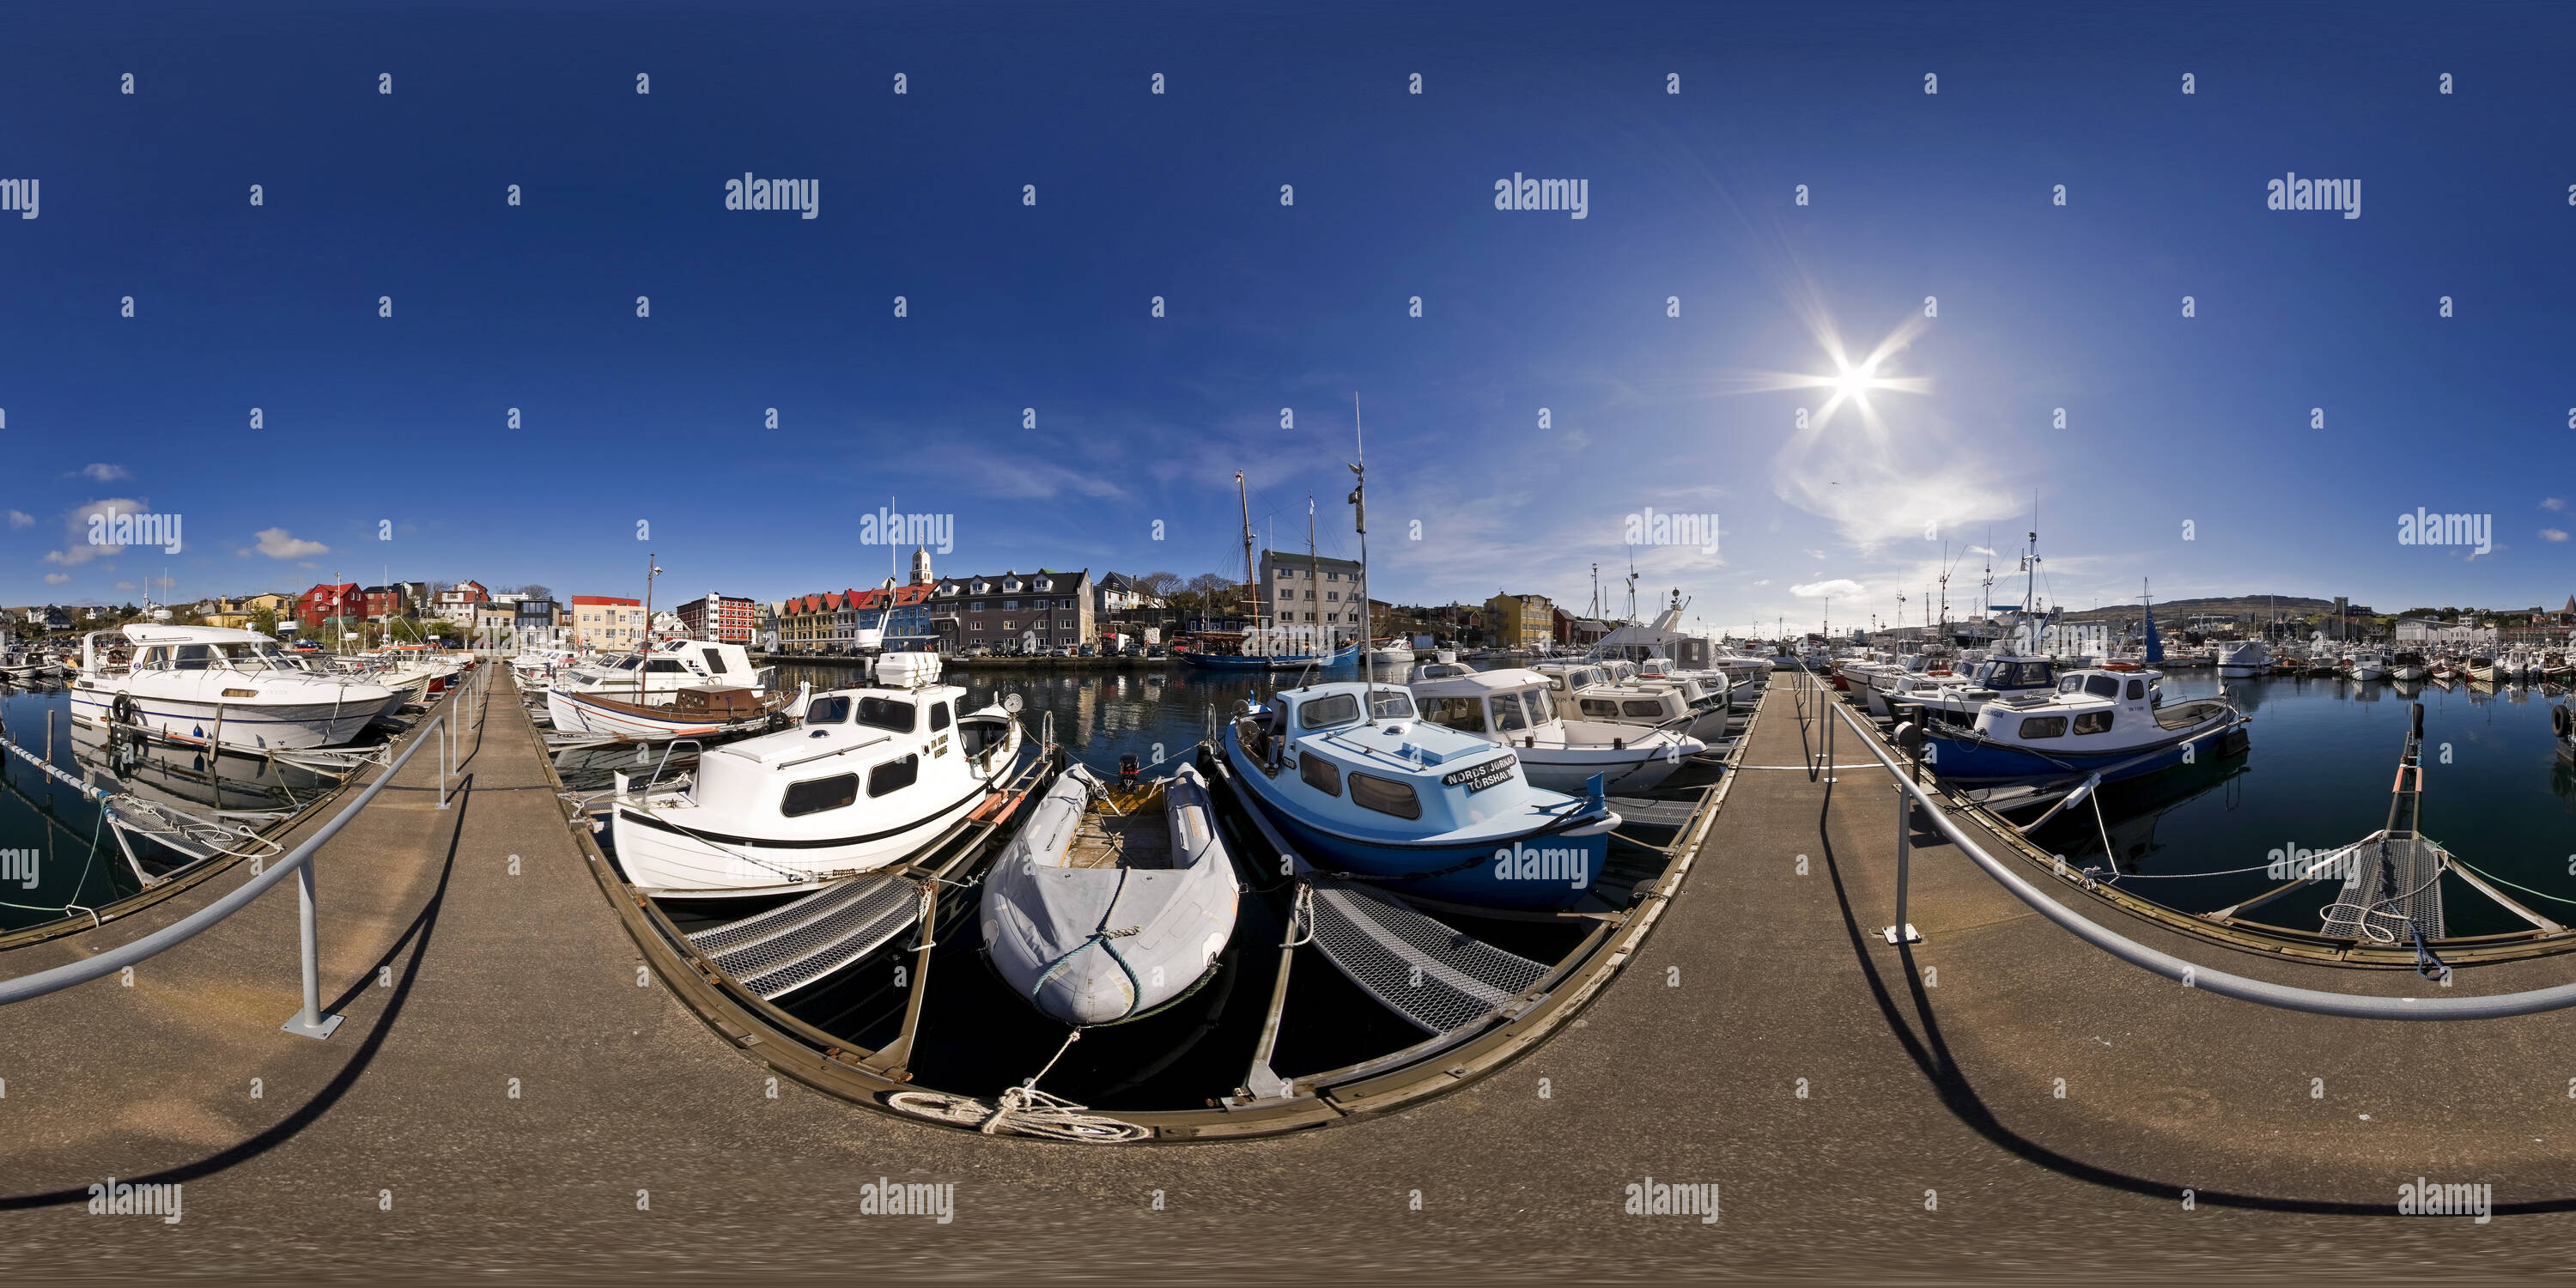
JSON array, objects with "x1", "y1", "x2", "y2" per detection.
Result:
[
  {"x1": 173, "y1": 645, "x2": 212, "y2": 670},
  {"x1": 2072, "y1": 710, "x2": 2114, "y2": 735},
  {"x1": 869, "y1": 754, "x2": 919, "y2": 797},
  {"x1": 701, "y1": 649, "x2": 728, "y2": 674},
  {"x1": 2084, "y1": 675, "x2": 2120, "y2": 698},
  {"x1": 853, "y1": 698, "x2": 915, "y2": 732},
  {"x1": 1581, "y1": 698, "x2": 1619, "y2": 718},
  {"x1": 2057, "y1": 677, "x2": 2083, "y2": 695},
  {"x1": 1521, "y1": 688, "x2": 1555, "y2": 723},
  {"x1": 1491, "y1": 693, "x2": 1529, "y2": 733},
  {"x1": 647, "y1": 659, "x2": 685, "y2": 674},
  {"x1": 1368, "y1": 690, "x2": 1416, "y2": 720},
  {"x1": 781, "y1": 773, "x2": 859, "y2": 817},
  {"x1": 1623, "y1": 700, "x2": 1665, "y2": 719},
  {"x1": 1298, "y1": 694, "x2": 1360, "y2": 729},
  {"x1": 1422, "y1": 696, "x2": 1485, "y2": 732},
  {"x1": 1349, "y1": 772, "x2": 1422, "y2": 819},
  {"x1": 928, "y1": 702, "x2": 951, "y2": 732},
  {"x1": 1300, "y1": 753, "x2": 1343, "y2": 796},
  {"x1": 2125, "y1": 679, "x2": 2146, "y2": 701},
  {"x1": 2018, "y1": 715, "x2": 2068, "y2": 738}
]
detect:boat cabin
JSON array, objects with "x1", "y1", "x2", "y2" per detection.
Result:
[{"x1": 1235, "y1": 683, "x2": 1536, "y2": 835}]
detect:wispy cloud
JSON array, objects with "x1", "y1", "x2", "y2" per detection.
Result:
[
  {"x1": 2543, "y1": 497, "x2": 2567, "y2": 513},
  {"x1": 44, "y1": 498, "x2": 148, "y2": 567},
  {"x1": 79, "y1": 463, "x2": 131, "y2": 483},
  {"x1": 43, "y1": 573, "x2": 70, "y2": 586},
  {"x1": 252, "y1": 527, "x2": 331, "y2": 559},
  {"x1": 1792, "y1": 578, "x2": 1864, "y2": 598},
  {"x1": 2542, "y1": 528, "x2": 2569, "y2": 543},
  {"x1": 4, "y1": 509, "x2": 31, "y2": 530}
]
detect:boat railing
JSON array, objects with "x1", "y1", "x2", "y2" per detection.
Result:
[
  {"x1": 1829, "y1": 696, "x2": 2576, "y2": 1021},
  {"x1": 0, "y1": 690, "x2": 475, "y2": 1038}
]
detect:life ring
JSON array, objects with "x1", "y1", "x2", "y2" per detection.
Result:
[
  {"x1": 2554, "y1": 705, "x2": 2572, "y2": 738},
  {"x1": 110, "y1": 692, "x2": 139, "y2": 730}
]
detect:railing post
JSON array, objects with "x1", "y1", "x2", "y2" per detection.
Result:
[
  {"x1": 436, "y1": 714, "x2": 451, "y2": 810},
  {"x1": 1882, "y1": 781, "x2": 1923, "y2": 945},
  {"x1": 279, "y1": 858, "x2": 343, "y2": 1039}
]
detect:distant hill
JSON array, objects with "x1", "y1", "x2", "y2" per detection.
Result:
[{"x1": 2057, "y1": 594, "x2": 2346, "y2": 624}]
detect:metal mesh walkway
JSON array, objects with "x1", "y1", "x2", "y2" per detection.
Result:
[
  {"x1": 1306, "y1": 877, "x2": 1550, "y2": 1036},
  {"x1": 2320, "y1": 832, "x2": 2448, "y2": 942},
  {"x1": 687, "y1": 873, "x2": 921, "y2": 1000}
]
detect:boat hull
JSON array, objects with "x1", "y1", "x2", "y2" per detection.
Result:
[
  {"x1": 547, "y1": 686, "x2": 772, "y2": 739},
  {"x1": 70, "y1": 687, "x2": 394, "y2": 750},
  {"x1": 613, "y1": 779, "x2": 991, "y2": 896},
  {"x1": 1925, "y1": 712, "x2": 2244, "y2": 787},
  {"x1": 1219, "y1": 726, "x2": 1613, "y2": 911}
]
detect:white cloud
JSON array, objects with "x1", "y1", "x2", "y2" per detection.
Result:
[
  {"x1": 43, "y1": 573, "x2": 70, "y2": 586},
  {"x1": 252, "y1": 527, "x2": 331, "y2": 559},
  {"x1": 4, "y1": 509, "x2": 31, "y2": 530},
  {"x1": 80, "y1": 463, "x2": 131, "y2": 483},
  {"x1": 1792, "y1": 578, "x2": 1864, "y2": 598},
  {"x1": 2543, "y1": 497, "x2": 2567, "y2": 512},
  {"x1": 2542, "y1": 528, "x2": 2569, "y2": 543},
  {"x1": 45, "y1": 498, "x2": 149, "y2": 566},
  {"x1": 1752, "y1": 579, "x2": 1771, "y2": 586},
  {"x1": 114, "y1": 580, "x2": 137, "y2": 591}
]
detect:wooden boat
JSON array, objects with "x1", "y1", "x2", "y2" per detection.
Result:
[
  {"x1": 546, "y1": 682, "x2": 807, "y2": 741},
  {"x1": 980, "y1": 762, "x2": 1239, "y2": 1025}
]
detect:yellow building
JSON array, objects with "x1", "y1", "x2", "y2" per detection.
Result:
[{"x1": 1484, "y1": 592, "x2": 1553, "y2": 649}]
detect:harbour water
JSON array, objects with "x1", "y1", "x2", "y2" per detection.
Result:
[{"x1": 2025, "y1": 671, "x2": 2576, "y2": 936}]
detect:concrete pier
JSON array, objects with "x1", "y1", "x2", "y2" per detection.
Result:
[{"x1": 3, "y1": 672, "x2": 2572, "y2": 1278}]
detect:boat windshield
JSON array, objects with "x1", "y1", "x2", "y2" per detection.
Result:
[
  {"x1": 1297, "y1": 694, "x2": 1360, "y2": 730},
  {"x1": 805, "y1": 696, "x2": 852, "y2": 724},
  {"x1": 1367, "y1": 689, "x2": 1415, "y2": 720},
  {"x1": 1518, "y1": 687, "x2": 1554, "y2": 723},
  {"x1": 1491, "y1": 692, "x2": 1529, "y2": 732},
  {"x1": 613, "y1": 656, "x2": 641, "y2": 671},
  {"x1": 855, "y1": 696, "x2": 914, "y2": 732}
]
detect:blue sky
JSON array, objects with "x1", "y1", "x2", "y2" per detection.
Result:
[{"x1": 3, "y1": 1, "x2": 2572, "y2": 631}]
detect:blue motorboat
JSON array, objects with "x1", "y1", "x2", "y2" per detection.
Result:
[
  {"x1": 1174, "y1": 635, "x2": 1361, "y2": 671},
  {"x1": 1218, "y1": 680, "x2": 1621, "y2": 911},
  {"x1": 1917, "y1": 667, "x2": 2245, "y2": 787}
]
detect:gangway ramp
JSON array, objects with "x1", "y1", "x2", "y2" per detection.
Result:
[
  {"x1": 1306, "y1": 875, "x2": 1551, "y2": 1036},
  {"x1": 687, "y1": 872, "x2": 921, "y2": 1000}
]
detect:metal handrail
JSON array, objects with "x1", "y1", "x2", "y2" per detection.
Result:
[
  {"x1": 0, "y1": 706, "x2": 456, "y2": 1035},
  {"x1": 1829, "y1": 698, "x2": 2576, "y2": 1021}
]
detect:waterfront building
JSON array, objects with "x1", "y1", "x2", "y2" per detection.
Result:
[
  {"x1": 675, "y1": 592, "x2": 756, "y2": 644},
  {"x1": 297, "y1": 582, "x2": 362, "y2": 631},
  {"x1": 1483, "y1": 592, "x2": 1553, "y2": 649},
  {"x1": 1257, "y1": 552, "x2": 1367, "y2": 646},
  {"x1": 569, "y1": 596, "x2": 645, "y2": 650},
  {"x1": 435, "y1": 580, "x2": 489, "y2": 623},
  {"x1": 926, "y1": 568, "x2": 1094, "y2": 652}
]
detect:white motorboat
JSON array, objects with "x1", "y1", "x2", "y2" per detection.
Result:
[
  {"x1": 2345, "y1": 647, "x2": 2391, "y2": 682},
  {"x1": 610, "y1": 653, "x2": 1024, "y2": 896},
  {"x1": 548, "y1": 638, "x2": 772, "y2": 734},
  {"x1": 979, "y1": 762, "x2": 1239, "y2": 1025},
  {"x1": 1368, "y1": 641, "x2": 1416, "y2": 669},
  {"x1": 2215, "y1": 640, "x2": 2273, "y2": 677},
  {"x1": 1594, "y1": 592, "x2": 1770, "y2": 692},
  {"x1": 68, "y1": 625, "x2": 400, "y2": 750},
  {"x1": 2388, "y1": 650, "x2": 2428, "y2": 681},
  {"x1": 1410, "y1": 667, "x2": 1702, "y2": 794},
  {"x1": 1530, "y1": 660, "x2": 1728, "y2": 744}
]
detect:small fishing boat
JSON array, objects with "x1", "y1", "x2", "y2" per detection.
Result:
[
  {"x1": 1220, "y1": 680, "x2": 1620, "y2": 911},
  {"x1": 611, "y1": 653, "x2": 1024, "y2": 896},
  {"x1": 2346, "y1": 648, "x2": 2390, "y2": 682},
  {"x1": 2216, "y1": 640, "x2": 2273, "y2": 677},
  {"x1": 1913, "y1": 666, "x2": 2244, "y2": 787},
  {"x1": 548, "y1": 682, "x2": 810, "y2": 741},
  {"x1": 2465, "y1": 653, "x2": 2507, "y2": 684},
  {"x1": 548, "y1": 638, "x2": 773, "y2": 732},
  {"x1": 1409, "y1": 667, "x2": 1704, "y2": 794},
  {"x1": 2390, "y1": 650, "x2": 2429, "y2": 682},
  {"x1": 980, "y1": 762, "x2": 1239, "y2": 1025},
  {"x1": 1530, "y1": 660, "x2": 1728, "y2": 744}
]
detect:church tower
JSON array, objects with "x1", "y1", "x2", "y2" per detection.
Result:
[{"x1": 910, "y1": 546, "x2": 933, "y2": 586}]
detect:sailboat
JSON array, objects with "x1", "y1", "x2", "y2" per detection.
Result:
[{"x1": 1174, "y1": 474, "x2": 1361, "y2": 671}]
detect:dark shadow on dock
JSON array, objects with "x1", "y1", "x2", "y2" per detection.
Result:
[
  {"x1": 1811, "y1": 750, "x2": 2576, "y2": 1216},
  {"x1": 0, "y1": 775, "x2": 471, "y2": 1211}
]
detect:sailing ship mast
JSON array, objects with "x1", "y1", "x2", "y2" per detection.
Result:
[
  {"x1": 1237, "y1": 471, "x2": 1261, "y2": 655},
  {"x1": 1308, "y1": 495, "x2": 1321, "y2": 653},
  {"x1": 1349, "y1": 395, "x2": 1376, "y2": 723}
]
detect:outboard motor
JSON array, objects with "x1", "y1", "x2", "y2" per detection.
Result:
[{"x1": 1118, "y1": 751, "x2": 1141, "y2": 784}]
